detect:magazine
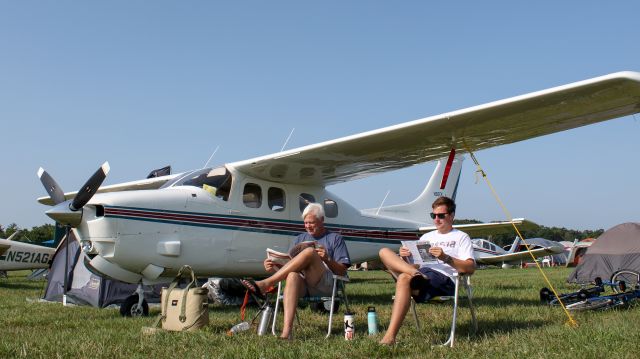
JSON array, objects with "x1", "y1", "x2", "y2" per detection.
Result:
[
  {"x1": 401, "y1": 240, "x2": 438, "y2": 267},
  {"x1": 266, "y1": 241, "x2": 317, "y2": 265}
]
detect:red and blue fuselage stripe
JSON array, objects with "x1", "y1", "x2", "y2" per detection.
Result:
[{"x1": 103, "y1": 205, "x2": 419, "y2": 244}]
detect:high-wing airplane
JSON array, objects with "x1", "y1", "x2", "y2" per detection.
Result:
[
  {"x1": 36, "y1": 71, "x2": 640, "y2": 313},
  {"x1": 0, "y1": 231, "x2": 55, "y2": 276},
  {"x1": 472, "y1": 237, "x2": 563, "y2": 268}
]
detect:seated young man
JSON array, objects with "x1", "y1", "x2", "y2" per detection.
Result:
[
  {"x1": 242, "y1": 203, "x2": 351, "y2": 340},
  {"x1": 378, "y1": 196, "x2": 475, "y2": 345}
]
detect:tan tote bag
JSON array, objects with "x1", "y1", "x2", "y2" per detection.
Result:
[{"x1": 155, "y1": 265, "x2": 209, "y2": 331}]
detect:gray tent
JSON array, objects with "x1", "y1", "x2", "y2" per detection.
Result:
[
  {"x1": 43, "y1": 232, "x2": 161, "y2": 309},
  {"x1": 568, "y1": 223, "x2": 640, "y2": 284}
]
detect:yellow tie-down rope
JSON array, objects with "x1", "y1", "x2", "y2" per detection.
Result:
[{"x1": 463, "y1": 141, "x2": 578, "y2": 327}]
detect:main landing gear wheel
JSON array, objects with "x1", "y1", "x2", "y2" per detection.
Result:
[{"x1": 120, "y1": 294, "x2": 149, "y2": 317}]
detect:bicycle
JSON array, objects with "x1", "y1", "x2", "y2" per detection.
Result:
[
  {"x1": 564, "y1": 270, "x2": 640, "y2": 312},
  {"x1": 565, "y1": 287, "x2": 640, "y2": 311},
  {"x1": 610, "y1": 270, "x2": 640, "y2": 293},
  {"x1": 540, "y1": 277, "x2": 606, "y2": 306}
]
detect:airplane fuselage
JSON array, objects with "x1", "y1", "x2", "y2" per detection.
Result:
[
  {"x1": 79, "y1": 166, "x2": 420, "y2": 283},
  {"x1": 0, "y1": 239, "x2": 54, "y2": 271}
]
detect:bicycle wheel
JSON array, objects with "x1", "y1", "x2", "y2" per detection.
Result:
[
  {"x1": 611, "y1": 270, "x2": 640, "y2": 293},
  {"x1": 566, "y1": 298, "x2": 612, "y2": 312}
]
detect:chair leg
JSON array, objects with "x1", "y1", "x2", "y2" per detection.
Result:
[
  {"x1": 326, "y1": 278, "x2": 339, "y2": 339},
  {"x1": 410, "y1": 298, "x2": 420, "y2": 330},
  {"x1": 442, "y1": 275, "x2": 460, "y2": 348},
  {"x1": 271, "y1": 281, "x2": 283, "y2": 336},
  {"x1": 465, "y1": 281, "x2": 478, "y2": 334}
]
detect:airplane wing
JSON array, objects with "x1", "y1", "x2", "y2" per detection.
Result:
[
  {"x1": 228, "y1": 71, "x2": 640, "y2": 185},
  {"x1": 476, "y1": 246, "x2": 564, "y2": 265},
  {"x1": 37, "y1": 174, "x2": 181, "y2": 206},
  {"x1": 418, "y1": 218, "x2": 538, "y2": 238}
]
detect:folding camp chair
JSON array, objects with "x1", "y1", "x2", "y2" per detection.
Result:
[
  {"x1": 271, "y1": 274, "x2": 350, "y2": 338},
  {"x1": 407, "y1": 272, "x2": 477, "y2": 347}
]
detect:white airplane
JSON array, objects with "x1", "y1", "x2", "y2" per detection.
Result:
[
  {"x1": 0, "y1": 231, "x2": 55, "y2": 276},
  {"x1": 472, "y1": 237, "x2": 563, "y2": 268},
  {"x1": 36, "y1": 71, "x2": 640, "y2": 311}
]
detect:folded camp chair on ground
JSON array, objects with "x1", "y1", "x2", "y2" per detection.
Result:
[
  {"x1": 390, "y1": 271, "x2": 477, "y2": 347},
  {"x1": 271, "y1": 274, "x2": 350, "y2": 338}
]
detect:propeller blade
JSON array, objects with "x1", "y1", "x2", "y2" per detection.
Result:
[
  {"x1": 70, "y1": 162, "x2": 110, "y2": 211},
  {"x1": 37, "y1": 168, "x2": 66, "y2": 205}
]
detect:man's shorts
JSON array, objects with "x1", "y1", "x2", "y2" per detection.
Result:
[
  {"x1": 412, "y1": 267, "x2": 455, "y2": 303},
  {"x1": 303, "y1": 266, "x2": 335, "y2": 297}
]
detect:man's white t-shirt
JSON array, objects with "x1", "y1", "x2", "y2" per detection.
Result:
[{"x1": 417, "y1": 228, "x2": 474, "y2": 278}]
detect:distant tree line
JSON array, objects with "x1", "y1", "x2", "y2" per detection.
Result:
[
  {"x1": 0, "y1": 223, "x2": 56, "y2": 244},
  {"x1": 454, "y1": 219, "x2": 604, "y2": 248}
]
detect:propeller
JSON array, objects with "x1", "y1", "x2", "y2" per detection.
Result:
[
  {"x1": 37, "y1": 167, "x2": 65, "y2": 205},
  {"x1": 37, "y1": 162, "x2": 110, "y2": 227}
]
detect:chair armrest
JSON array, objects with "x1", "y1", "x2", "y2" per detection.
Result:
[{"x1": 332, "y1": 274, "x2": 350, "y2": 283}]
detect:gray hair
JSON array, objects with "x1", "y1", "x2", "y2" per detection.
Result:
[{"x1": 302, "y1": 203, "x2": 324, "y2": 220}]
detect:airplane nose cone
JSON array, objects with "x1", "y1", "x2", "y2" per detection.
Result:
[{"x1": 46, "y1": 202, "x2": 83, "y2": 227}]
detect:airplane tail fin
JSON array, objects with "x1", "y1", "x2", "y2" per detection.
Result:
[
  {"x1": 362, "y1": 155, "x2": 464, "y2": 224},
  {"x1": 507, "y1": 237, "x2": 522, "y2": 253},
  {"x1": 5, "y1": 230, "x2": 21, "y2": 241}
]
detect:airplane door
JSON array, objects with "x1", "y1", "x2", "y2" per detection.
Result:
[
  {"x1": 227, "y1": 182, "x2": 293, "y2": 276},
  {"x1": 181, "y1": 189, "x2": 231, "y2": 273}
]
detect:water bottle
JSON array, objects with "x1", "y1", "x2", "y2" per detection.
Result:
[
  {"x1": 344, "y1": 312, "x2": 355, "y2": 340},
  {"x1": 227, "y1": 321, "x2": 250, "y2": 336},
  {"x1": 257, "y1": 305, "x2": 273, "y2": 336},
  {"x1": 367, "y1": 306, "x2": 378, "y2": 335}
]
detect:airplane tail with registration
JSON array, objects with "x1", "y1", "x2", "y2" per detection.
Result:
[{"x1": 362, "y1": 154, "x2": 464, "y2": 224}]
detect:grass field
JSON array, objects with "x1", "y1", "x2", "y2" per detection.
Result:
[{"x1": 1, "y1": 267, "x2": 639, "y2": 358}]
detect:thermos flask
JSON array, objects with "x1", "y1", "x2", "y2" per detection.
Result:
[
  {"x1": 367, "y1": 306, "x2": 378, "y2": 335},
  {"x1": 344, "y1": 312, "x2": 355, "y2": 340},
  {"x1": 257, "y1": 305, "x2": 273, "y2": 336}
]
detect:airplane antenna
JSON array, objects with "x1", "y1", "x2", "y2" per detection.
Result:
[
  {"x1": 203, "y1": 145, "x2": 220, "y2": 169},
  {"x1": 375, "y1": 190, "x2": 391, "y2": 215},
  {"x1": 280, "y1": 128, "x2": 295, "y2": 152}
]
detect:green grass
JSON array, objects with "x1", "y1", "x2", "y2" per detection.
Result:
[{"x1": 1, "y1": 268, "x2": 639, "y2": 358}]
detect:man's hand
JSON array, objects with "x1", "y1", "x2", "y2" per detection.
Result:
[
  {"x1": 264, "y1": 258, "x2": 279, "y2": 273},
  {"x1": 399, "y1": 246, "x2": 411, "y2": 258},
  {"x1": 429, "y1": 246, "x2": 445, "y2": 260},
  {"x1": 315, "y1": 245, "x2": 329, "y2": 263}
]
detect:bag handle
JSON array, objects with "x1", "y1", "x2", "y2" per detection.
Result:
[{"x1": 158, "y1": 265, "x2": 198, "y2": 326}]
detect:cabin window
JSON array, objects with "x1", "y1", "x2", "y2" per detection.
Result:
[
  {"x1": 299, "y1": 193, "x2": 315, "y2": 212},
  {"x1": 268, "y1": 187, "x2": 286, "y2": 212},
  {"x1": 483, "y1": 242, "x2": 491, "y2": 250},
  {"x1": 243, "y1": 183, "x2": 262, "y2": 208},
  {"x1": 323, "y1": 199, "x2": 338, "y2": 218}
]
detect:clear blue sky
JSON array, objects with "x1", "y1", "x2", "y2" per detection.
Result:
[{"x1": 1, "y1": 1, "x2": 638, "y2": 232}]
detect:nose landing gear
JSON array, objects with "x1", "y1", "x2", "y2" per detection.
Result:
[{"x1": 120, "y1": 284, "x2": 149, "y2": 317}]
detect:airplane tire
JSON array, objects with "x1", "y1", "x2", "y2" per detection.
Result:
[{"x1": 120, "y1": 294, "x2": 149, "y2": 317}]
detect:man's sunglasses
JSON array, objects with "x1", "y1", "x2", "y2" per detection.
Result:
[{"x1": 430, "y1": 212, "x2": 449, "y2": 219}]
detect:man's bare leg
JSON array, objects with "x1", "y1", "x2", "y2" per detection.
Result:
[
  {"x1": 379, "y1": 248, "x2": 422, "y2": 345},
  {"x1": 255, "y1": 247, "x2": 326, "y2": 293},
  {"x1": 379, "y1": 247, "x2": 421, "y2": 276},
  {"x1": 380, "y1": 272, "x2": 413, "y2": 345},
  {"x1": 280, "y1": 272, "x2": 306, "y2": 339}
]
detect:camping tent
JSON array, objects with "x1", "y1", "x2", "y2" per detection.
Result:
[
  {"x1": 568, "y1": 223, "x2": 640, "y2": 284},
  {"x1": 43, "y1": 231, "x2": 161, "y2": 308}
]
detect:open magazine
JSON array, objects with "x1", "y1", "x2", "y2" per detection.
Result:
[
  {"x1": 266, "y1": 241, "x2": 317, "y2": 265},
  {"x1": 401, "y1": 240, "x2": 438, "y2": 267}
]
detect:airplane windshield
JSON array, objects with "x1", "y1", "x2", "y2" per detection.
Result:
[{"x1": 164, "y1": 166, "x2": 233, "y2": 201}]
